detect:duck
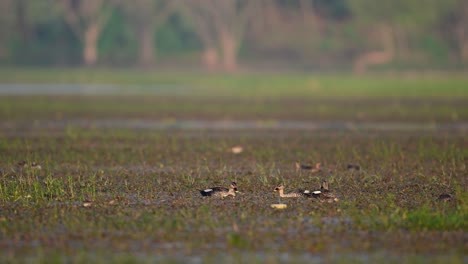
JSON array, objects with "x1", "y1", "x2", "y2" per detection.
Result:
[
  {"x1": 200, "y1": 182, "x2": 237, "y2": 198},
  {"x1": 16, "y1": 161, "x2": 42, "y2": 170},
  {"x1": 437, "y1": 193, "x2": 452, "y2": 202},
  {"x1": 295, "y1": 161, "x2": 321, "y2": 173},
  {"x1": 311, "y1": 180, "x2": 339, "y2": 203},
  {"x1": 30, "y1": 162, "x2": 42, "y2": 170},
  {"x1": 274, "y1": 184, "x2": 315, "y2": 198},
  {"x1": 347, "y1": 164, "x2": 360, "y2": 171}
]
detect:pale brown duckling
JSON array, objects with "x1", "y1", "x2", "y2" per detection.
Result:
[{"x1": 274, "y1": 184, "x2": 312, "y2": 198}]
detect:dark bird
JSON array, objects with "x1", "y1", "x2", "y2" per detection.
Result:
[
  {"x1": 347, "y1": 164, "x2": 360, "y2": 171},
  {"x1": 437, "y1": 193, "x2": 452, "y2": 202},
  {"x1": 311, "y1": 181, "x2": 339, "y2": 203}
]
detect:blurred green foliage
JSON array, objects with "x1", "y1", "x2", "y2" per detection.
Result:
[{"x1": 0, "y1": 0, "x2": 466, "y2": 69}]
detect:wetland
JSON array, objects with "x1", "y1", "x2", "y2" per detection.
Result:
[{"x1": 0, "y1": 72, "x2": 467, "y2": 263}]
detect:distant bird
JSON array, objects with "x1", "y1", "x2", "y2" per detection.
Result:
[
  {"x1": 311, "y1": 180, "x2": 339, "y2": 203},
  {"x1": 347, "y1": 164, "x2": 360, "y2": 171},
  {"x1": 274, "y1": 184, "x2": 317, "y2": 198},
  {"x1": 295, "y1": 161, "x2": 321, "y2": 173},
  {"x1": 437, "y1": 193, "x2": 452, "y2": 202},
  {"x1": 82, "y1": 201, "x2": 93, "y2": 207},
  {"x1": 230, "y1": 146, "x2": 244, "y2": 154},
  {"x1": 16, "y1": 161, "x2": 42, "y2": 170},
  {"x1": 30, "y1": 162, "x2": 42, "y2": 170},
  {"x1": 200, "y1": 182, "x2": 237, "y2": 198}
]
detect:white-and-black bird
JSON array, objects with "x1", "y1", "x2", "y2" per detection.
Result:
[
  {"x1": 310, "y1": 180, "x2": 339, "y2": 203},
  {"x1": 200, "y1": 182, "x2": 237, "y2": 198}
]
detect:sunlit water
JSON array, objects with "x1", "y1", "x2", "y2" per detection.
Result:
[
  {"x1": 0, "y1": 83, "x2": 189, "y2": 95},
  {"x1": 1, "y1": 83, "x2": 466, "y2": 133}
]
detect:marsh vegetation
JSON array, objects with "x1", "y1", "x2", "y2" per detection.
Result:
[{"x1": 0, "y1": 72, "x2": 467, "y2": 263}]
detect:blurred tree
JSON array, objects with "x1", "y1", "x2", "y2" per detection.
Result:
[
  {"x1": 348, "y1": 0, "x2": 458, "y2": 72},
  {"x1": 1, "y1": 0, "x2": 73, "y2": 65},
  {"x1": 121, "y1": 0, "x2": 174, "y2": 68},
  {"x1": 98, "y1": 7, "x2": 137, "y2": 65},
  {"x1": 453, "y1": 0, "x2": 468, "y2": 63},
  {"x1": 0, "y1": 0, "x2": 14, "y2": 59},
  {"x1": 155, "y1": 14, "x2": 201, "y2": 56},
  {"x1": 177, "y1": 0, "x2": 261, "y2": 71},
  {"x1": 0, "y1": 0, "x2": 465, "y2": 69},
  {"x1": 245, "y1": 0, "x2": 351, "y2": 69},
  {"x1": 176, "y1": 0, "x2": 219, "y2": 70},
  {"x1": 57, "y1": 0, "x2": 116, "y2": 66}
]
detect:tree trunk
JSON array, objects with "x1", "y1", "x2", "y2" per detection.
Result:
[
  {"x1": 15, "y1": 0, "x2": 29, "y2": 41},
  {"x1": 455, "y1": 21, "x2": 468, "y2": 63},
  {"x1": 0, "y1": 45, "x2": 6, "y2": 59},
  {"x1": 457, "y1": 3, "x2": 468, "y2": 63},
  {"x1": 202, "y1": 47, "x2": 219, "y2": 71},
  {"x1": 138, "y1": 24, "x2": 155, "y2": 68},
  {"x1": 462, "y1": 41, "x2": 468, "y2": 63},
  {"x1": 220, "y1": 28, "x2": 238, "y2": 72},
  {"x1": 394, "y1": 27, "x2": 409, "y2": 61},
  {"x1": 353, "y1": 24, "x2": 395, "y2": 73},
  {"x1": 83, "y1": 23, "x2": 100, "y2": 66}
]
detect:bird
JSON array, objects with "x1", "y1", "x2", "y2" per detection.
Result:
[
  {"x1": 295, "y1": 161, "x2": 321, "y2": 173},
  {"x1": 230, "y1": 146, "x2": 244, "y2": 154},
  {"x1": 311, "y1": 180, "x2": 339, "y2": 203},
  {"x1": 274, "y1": 184, "x2": 316, "y2": 198},
  {"x1": 200, "y1": 182, "x2": 237, "y2": 198},
  {"x1": 30, "y1": 162, "x2": 42, "y2": 170},
  {"x1": 347, "y1": 164, "x2": 360, "y2": 171},
  {"x1": 16, "y1": 161, "x2": 42, "y2": 170},
  {"x1": 17, "y1": 161, "x2": 27, "y2": 168},
  {"x1": 437, "y1": 193, "x2": 452, "y2": 202}
]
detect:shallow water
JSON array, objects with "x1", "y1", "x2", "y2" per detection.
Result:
[
  {"x1": 2, "y1": 118, "x2": 467, "y2": 132},
  {"x1": 0, "y1": 83, "x2": 121, "y2": 95},
  {"x1": 0, "y1": 83, "x2": 190, "y2": 95}
]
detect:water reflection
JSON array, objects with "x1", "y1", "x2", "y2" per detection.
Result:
[{"x1": 2, "y1": 119, "x2": 467, "y2": 132}]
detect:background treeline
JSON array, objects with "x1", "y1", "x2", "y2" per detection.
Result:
[{"x1": 0, "y1": 0, "x2": 467, "y2": 72}]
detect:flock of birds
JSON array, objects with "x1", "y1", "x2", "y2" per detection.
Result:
[
  {"x1": 15, "y1": 160, "x2": 343, "y2": 203},
  {"x1": 199, "y1": 180, "x2": 338, "y2": 203},
  {"x1": 199, "y1": 160, "x2": 341, "y2": 203},
  {"x1": 16, "y1": 158, "x2": 453, "y2": 203},
  {"x1": 16, "y1": 161, "x2": 42, "y2": 170}
]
